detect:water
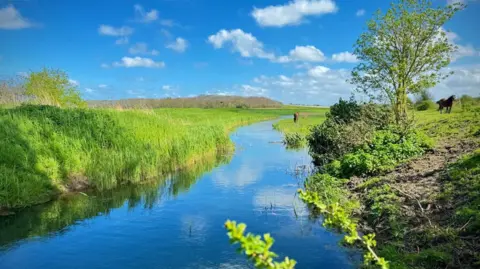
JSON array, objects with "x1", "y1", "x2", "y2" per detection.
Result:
[{"x1": 0, "y1": 119, "x2": 358, "y2": 269}]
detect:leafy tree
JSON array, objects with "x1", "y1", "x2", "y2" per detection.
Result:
[
  {"x1": 350, "y1": 0, "x2": 464, "y2": 124},
  {"x1": 25, "y1": 67, "x2": 86, "y2": 108}
]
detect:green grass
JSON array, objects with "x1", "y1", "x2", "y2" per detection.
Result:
[
  {"x1": 0, "y1": 105, "x2": 302, "y2": 209},
  {"x1": 272, "y1": 109, "x2": 328, "y2": 136}
]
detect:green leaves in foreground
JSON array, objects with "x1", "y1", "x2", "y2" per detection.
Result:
[
  {"x1": 298, "y1": 190, "x2": 389, "y2": 269},
  {"x1": 224, "y1": 220, "x2": 296, "y2": 269}
]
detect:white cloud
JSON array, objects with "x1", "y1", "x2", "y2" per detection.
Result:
[
  {"x1": 208, "y1": 29, "x2": 275, "y2": 60},
  {"x1": 431, "y1": 64, "x2": 480, "y2": 99},
  {"x1": 100, "y1": 63, "x2": 110, "y2": 69},
  {"x1": 0, "y1": 5, "x2": 34, "y2": 30},
  {"x1": 85, "y1": 88, "x2": 94, "y2": 93},
  {"x1": 356, "y1": 9, "x2": 365, "y2": 17},
  {"x1": 331, "y1": 51, "x2": 359, "y2": 63},
  {"x1": 276, "y1": 45, "x2": 326, "y2": 63},
  {"x1": 439, "y1": 27, "x2": 480, "y2": 61},
  {"x1": 133, "y1": 4, "x2": 158, "y2": 23},
  {"x1": 98, "y1": 84, "x2": 107, "y2": 88},
  {"x1": 166, "y1": 37, "x2": 188, "y2": 53},
  {"x1": 447, "y1": 0, "x2": 465, "y2": 4},
  {"x1": 251, "y1": 0, "x2": 338, "y2": 27},
  {"x1": 115, "y1": 37, "x2": 129, "y2": 45},
  {"x1": 128, "y1": 42, "x2": 159, "y2": 55},
  {"x1": 112, "y1": 57, "x2": 165, "y2": 68},
  {"x1": 98, "y1": 25, "x2": 133, "y2": 36},
  {"x1": 162, "y1": 85, "x2": 172, "y2": 91},
  {"x1": 307, "y1": 65, "x2": 330, "y2": 77},
  {"x1": 251, "y1": 68, "x2": 353, "y2": 105},
  {"x1": 68, "y1": 79, "x2": 79, "y2": 86}
]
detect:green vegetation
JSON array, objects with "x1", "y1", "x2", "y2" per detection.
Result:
[
  {"x1": 350, "y1": 0, "x2": 464, "y2": 123},
  {"x1": 88, "y1": 95, "x2": 283, "y2": 109},
  {"x1": 296, "y1": 96, "x2": 480, "y2": 268},
  {"x1": 224, "y1": 220, "x2": 297, "y2": 269},
  {"x1": 0, "y1": 104, "x2": 308, "y2": 209},
  {"x1": 0, "y1": 153, "x2": 230, "y2": 248}
]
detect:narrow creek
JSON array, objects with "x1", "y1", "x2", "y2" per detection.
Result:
[{"x1": 0, "y1": 119, "x2": 358, "y2": 269}]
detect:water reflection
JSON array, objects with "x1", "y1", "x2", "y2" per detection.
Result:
[{"x1": 0, "y1": 153, "x2": 232, "y2": 250}]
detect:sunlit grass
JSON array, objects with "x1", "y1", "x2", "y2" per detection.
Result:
[{"x1": 0, "y1": 105, "x2": 308, "y2": 208}]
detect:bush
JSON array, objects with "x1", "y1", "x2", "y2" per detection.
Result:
[
  {"x1": 24, "y1": 68, "x2": 86, "y2": 108},
  {"x1": 333, "y1": 127, "x2": 434, "y2": 177},
  {"x1": 307, "y1": 99, "x2": 393, "y2": 166},
  {"x1": 283, "y1": 132, "x2": 305, "y2": 148},
  {"x1": 327, "y1": 97, "x2": 362, "y2": 124},
  {"x1": 416, "y1": 100, "x2": 436, "y2": 111}
]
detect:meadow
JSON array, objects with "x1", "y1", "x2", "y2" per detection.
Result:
[{"x1": 0, "y1": 104, "x2": 317, "y2": 209}]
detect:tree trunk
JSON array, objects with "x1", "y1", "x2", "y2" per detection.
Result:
[{"x1": 394, "y1": 87, "x2": 407, "y2": 125}]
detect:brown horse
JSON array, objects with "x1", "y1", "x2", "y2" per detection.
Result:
[
  {"x1": 436, "y1": 95, "x2": 456, "y2": 114},
  {"x1": 293, "y1": 112, "x2": 299, "y2": 123}
]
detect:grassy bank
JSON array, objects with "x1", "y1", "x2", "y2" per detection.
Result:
[
  {"x1": 299, "y1": 107, "x2": 480, "y2": 268},
  {"x1": 0, "y1": 105, "x2": 304, "y2": 209},
  {"x1": 272, "y1": 108, "x2": 328, "y2": 147}
]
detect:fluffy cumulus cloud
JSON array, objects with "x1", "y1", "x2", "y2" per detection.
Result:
[
  {"x1": 251, "y1": 0, "x2": 338, "y2": 27},
  {"x1": 98, "y1": 25, "x2": 134, "y2": 45},
  {"x1": 208, "y1": 29, "x2": 328, "y2": 64},
  {"x1": 439, "y1": 27, "x2": 480, "y2": 61},
  {"x1": 331, "y1": 51, "x2": 359, "y2": 63},
  {"x1": 98, "y1": 25, "x2": 133, "y2": 36},
  {"x1": 208, "y1": 29, "x2": 275, "y2": 60},
  {"x1": 133, "y1": 4, "x2": 158, "y2": 23},
  {"x1": 166, "y1": 37, "x2": 188, "y2": 52},
  {"x1": 112, "y1": 56, "x2": 165, "y2": 68},
  {"x1": 276, "y1": 45, "x2": 326, "y2": 63},
  {"x1": 356, "y1": 9, "x2": 365, "y2": 17},
  {"x1": 252, "y1": 66, "x2": 354, "y2": 105},
  {"x1": 128, "y1": 42, "x2": 159, "y2": 55},
  {"x1": 430, "y1": 64, "x2": 480, "y2": 99},
  {"x1": 0, "y1": 5, "x2": 34, "y2": 29}
]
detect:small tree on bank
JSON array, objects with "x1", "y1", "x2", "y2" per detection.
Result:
[
  {"x1": 25, "y1": 67, "x2": 86, "y2": 108},
  {"x1": 350, "y1": 0, "x2": 464, "y2": 124}
]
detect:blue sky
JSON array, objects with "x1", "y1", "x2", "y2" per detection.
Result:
[{"x1": 1, "y1": 0, "x2": 479, "y2": 105}]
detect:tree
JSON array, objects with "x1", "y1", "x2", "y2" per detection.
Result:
[
  {"x1": 350, "y1": 0, "x2": 464, "y2": 124},
  {"x1": 25, "y1": 67, "x2": 86, "y2": 108}
]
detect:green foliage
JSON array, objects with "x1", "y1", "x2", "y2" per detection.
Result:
[
  {"x1": 298, "y1": 189, "x2": 389, "y2": 269},
  {"x1": 24, "y1": 68, "x2": 86, "y2": 108},
  {"x1": 350, "y1": 0, "x2": 464, "y2": 123},
  {"x1": 333, "y1": 127, "x2": 433, "y2": 177},
  {"x1": 0, "y1": 105, "x2": 284, "y2": 208},
  {"x1": 415, "y1": 100, "x2": 436, "y2": 111},
  {"x1": 442, "y1": 149, "x2": 480, "y2": 234},
  {"x1": 308, "y1": 99, "x2": 393, "y2": 166},
  {"x1": 282, "y1": 132, "x2": 305, "y2": 148},
  {"x1": 327, "y1": 96, "x2": 362, "y2": 124},
  {"x1": 224, "y1": 220, "x2": 297, "y2": 269}
]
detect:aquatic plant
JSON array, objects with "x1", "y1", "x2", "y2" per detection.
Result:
[{"x1": 224, "y1": 220, "x2": 297, "y2": 269}]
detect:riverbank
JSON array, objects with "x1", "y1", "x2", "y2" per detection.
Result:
[
  {"x1": 299, "y1": 107, "x2": 480, "y2": 268},
  {"x1": 0, "y1": 105, "x2": 319, "y2": 209}
]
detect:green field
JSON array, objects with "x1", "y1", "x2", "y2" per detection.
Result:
[
  {"x1": 0, "y1": 105, "x2": 315, "y2": 209},
  {"x1": 272, "y1": 109, "x2": 328, "y2": 136}
]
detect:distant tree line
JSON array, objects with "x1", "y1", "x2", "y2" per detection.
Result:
[{"x1": 88, "y1": 95, "x2": 283, "y2": 109}]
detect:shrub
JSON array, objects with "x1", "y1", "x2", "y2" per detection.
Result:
[
  {"x1": 307, "y1": 99, "x2": 393, "y2": 166},
  {"x1": 24, "y1": 68, "x2": 86, "y2": 108},
  {"x1": 283, "y1": 132, "x2": 305, "y2": 148},
  {"x1": 416, "y1": 100, "x2": 436, "y2": 111},
  {"x1": 335, "y1": 127, "x2": 434, "y2": 177},
  {"x1": 327, "y1": 97, "x2": 362, "y2": 124}
]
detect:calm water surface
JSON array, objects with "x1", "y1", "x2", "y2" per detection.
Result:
[{"x1": 0, "y1": 119, "x2": 358, "y2": 269}]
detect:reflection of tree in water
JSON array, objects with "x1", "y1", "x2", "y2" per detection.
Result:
[{"x1": 0, "y1": 152, "x2": 232, "y2": 250}]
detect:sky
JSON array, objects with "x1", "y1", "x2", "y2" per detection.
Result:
[{"x1": 0, "y1": 0, "x2": 479, "y2": 105}]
